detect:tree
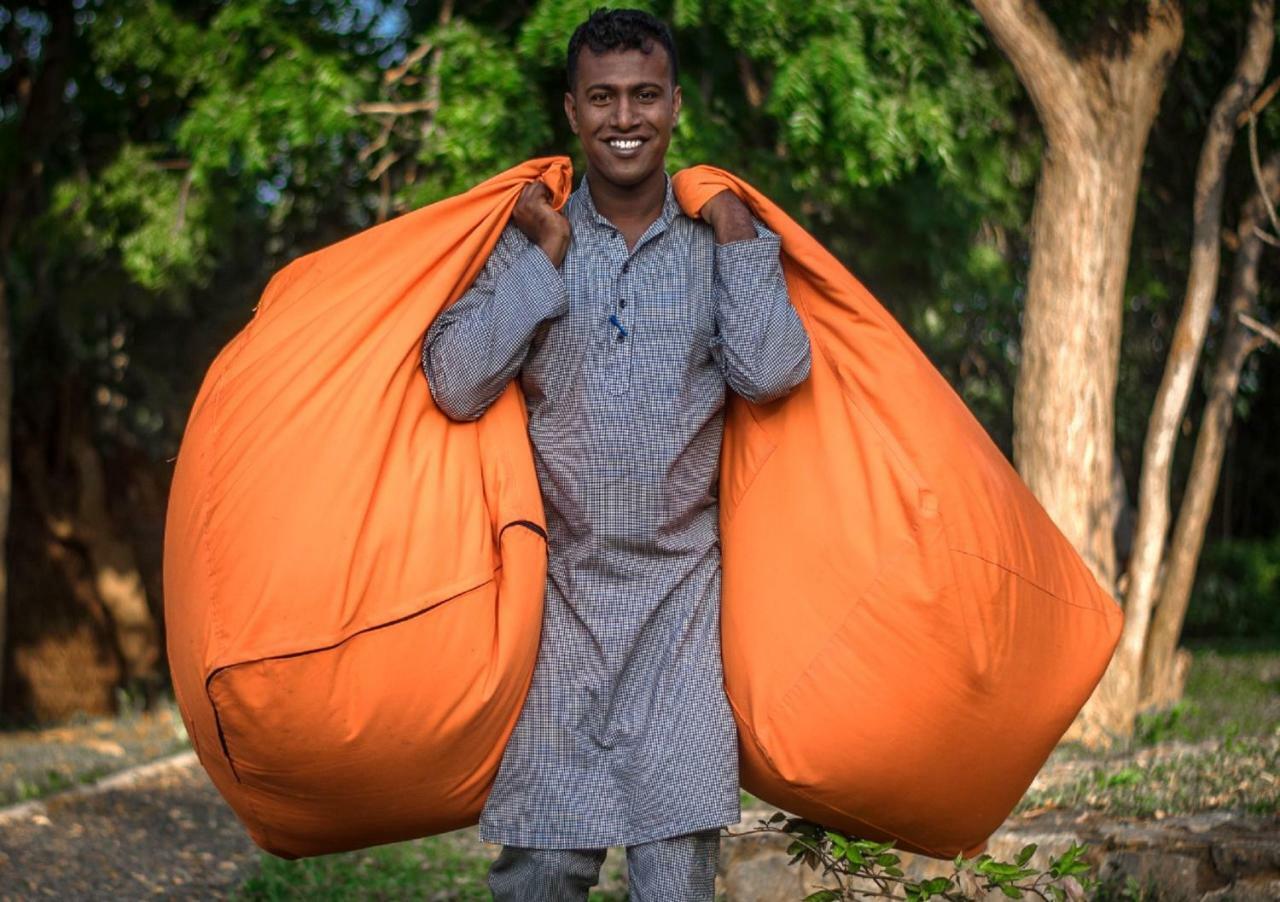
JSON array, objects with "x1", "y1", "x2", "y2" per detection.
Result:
[
  {"x1": 970, "y1": 0, "x2": 1184, "y2": 596},
  {"x1": 1140, "y1": 143, "x2": 1280, "y2": 710},
  {"x1": 0, "y1": 0, "x2": 75, "y2": 710},
  {"x1": 1121, "y1": 0, "x2": 1274, "y2": 715},
  {"x1": 973, "y1": 0, "x2": 1279, "y2": 744}
]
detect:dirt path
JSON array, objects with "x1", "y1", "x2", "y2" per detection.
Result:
[
  {"x1": 1, "y1": 735, "x2": 1275, "y2": 900},
  {"x1": 0, "y1": 752, "x2": 259, "y2": 900}
]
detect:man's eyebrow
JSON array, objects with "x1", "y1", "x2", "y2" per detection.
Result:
[{"x1": 583, "y1": 82, "x2": 666, "y2": 93}]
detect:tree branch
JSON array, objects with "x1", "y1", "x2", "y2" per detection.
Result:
[
  {"x1": 353, "y1": 99, "x2": 440, "y2": 116},
  {"x1": 1239, "y1": 312, "x2": 1280, "y2": 347},
  {"x1": 1123, "y1": 0, "x2": 1273, "y2": 678},
  {"x1": 969, "y1": 0, "x2": 1088, "y2": 142}
]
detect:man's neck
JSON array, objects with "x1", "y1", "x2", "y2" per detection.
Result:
[{"x1": 586, "y1": 165, "x2": 667, "y2": 230}]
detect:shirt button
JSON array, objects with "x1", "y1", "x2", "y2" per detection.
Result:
[
  {"x1": 619, "y1": 299, "x2": 627, "y2": 308},
  {"x1": 616, "y1": 333, "x2": 625, "y2": 343}
]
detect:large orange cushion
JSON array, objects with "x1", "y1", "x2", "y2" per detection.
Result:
[{"x1": 164, "y1": 156, "x2": 1121, "y2": 861}]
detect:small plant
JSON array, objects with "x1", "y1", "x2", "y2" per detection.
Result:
[
  {"x1": 1134, "y1": 700, "x2": 1190, "y2": 745},
  {"x1": 739, "y1": 813, "x2": 1099, "y2": 901},
  {"x1": 1093, "y1": 872, "x2": 1161, "y2": 901}
]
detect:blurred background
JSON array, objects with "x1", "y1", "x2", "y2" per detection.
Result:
[{"x1": 0, "y1": 0, "x2": 1276, "y2": 898}]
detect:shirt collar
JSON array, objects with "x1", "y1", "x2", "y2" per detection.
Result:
[{"x1": 570, "y1": 168, "x2": 681, "y2": 237}]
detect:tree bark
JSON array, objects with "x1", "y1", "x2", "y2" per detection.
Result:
[
  {"x1": 1140, "y1": 151, "x2": 1280, "y2": 710},
  {"x1": 20, "y1": 412, "x2": 162, "y2": 705},
  {"x1": 66, "y1": 433, "x2": 161, "y2": 695},
  {"x1": 971, "y1": 0, "x2": 1183, "y2": 588},
  {"x1": 972, "y1": 0, "x2": 1184, "y2": 746}
]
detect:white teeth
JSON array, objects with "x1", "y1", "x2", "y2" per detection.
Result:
[{"x1": 609, "y1": 139, "x2": 642, "y2": 149}]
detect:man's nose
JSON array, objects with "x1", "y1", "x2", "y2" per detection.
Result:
[{"x1": 612, "y1": 97, "x2": 639, "y2": 130}]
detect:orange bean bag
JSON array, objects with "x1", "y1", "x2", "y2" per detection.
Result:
[{"x1": 163, "y1": 155, "x2": 1122, "y2": 862}]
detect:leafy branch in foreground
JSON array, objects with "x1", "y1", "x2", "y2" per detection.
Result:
[{"x1": 730, "y1": 813, "x2": 1098, "y2": 901}]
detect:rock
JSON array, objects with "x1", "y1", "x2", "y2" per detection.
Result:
[{"x1": 717, "y1": 807, "x2": 1280, "y2": 901}]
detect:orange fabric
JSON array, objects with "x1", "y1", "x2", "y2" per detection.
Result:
[{"x1": 164, "y1": 156, "x2": 1122, "y2": 861}]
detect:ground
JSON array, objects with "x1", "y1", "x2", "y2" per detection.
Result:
[{"x1": 0, "y1": 638, "x2": 1274, "y2": 900}]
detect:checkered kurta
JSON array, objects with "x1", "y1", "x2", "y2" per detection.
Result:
[{"x1": 421, "y1": 169, "x2": 812, "y2": 849}]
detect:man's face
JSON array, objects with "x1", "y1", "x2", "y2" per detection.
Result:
[{"x1": 564, "y1": 43, "x2": 681, "y2": 191}]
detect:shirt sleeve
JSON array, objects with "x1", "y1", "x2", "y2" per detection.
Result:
[
  {"x1": 421, "y1": 223, "x2": 569, "y2": 422},
  {"x1": 710, "y1": 216, "x2": 812, "y2": 404}
]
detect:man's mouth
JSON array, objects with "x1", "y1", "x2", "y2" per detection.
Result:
[{"x1": 604, "y1": 137, "x2": 646, "y2": 156}]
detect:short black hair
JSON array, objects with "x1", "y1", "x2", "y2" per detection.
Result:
[{"x1": 566, "y1": 8, "x2": 679, "y2": 93}]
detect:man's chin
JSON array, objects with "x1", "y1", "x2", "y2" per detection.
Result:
[{"x1": 587, "y1": 159, "x2": 663, "y2": 188}]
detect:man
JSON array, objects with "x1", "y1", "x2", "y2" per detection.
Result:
[{"x1": 421, "y1": 8, "x2": 811, "y2": 900}]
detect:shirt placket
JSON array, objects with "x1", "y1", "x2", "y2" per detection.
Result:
[
  {"x1": 605, "y1": 234, "x2": 634, "y2": 396},
  {"x1": 605, "y1": 219, "x2": 670, "y2": 397}
]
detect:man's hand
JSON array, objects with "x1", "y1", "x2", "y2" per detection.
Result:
[
  {"x1": 513, "y1": 181, "x2": 571, "y2": 268},
  {"x1": 699, "y1": 189, "x2": 757, "y2": 245}
]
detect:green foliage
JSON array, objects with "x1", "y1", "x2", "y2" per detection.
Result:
[
  {"x1": 1173, "y1": 640, "x2": 1280, "y2": 745},
  {"x1": 44, "y1": 143, "x2": 213, "y2": 298},
  {"x1": 1015, "y1": 729, "x2": 1279, "y2": 817},
  {"x1": 1184, "y1": 536, "x2": 1280, "y2": 639},
  {"x1": 760, "y1": 811, "x2": 1098, "y2": 901},
  {"x1": 238, "y1": 834, "x2": 495, "y2": 901},
  {"x1": 405, "y1": 17, "x2": 553, "y2": 207},
  {"x1": 519, "y1": 0, "x2": 662, "y2": 75},
  {"x1": 6, "y1": 0, "x2": 1040, "y2": 462},
  {"x1": 85, "y1": 0, "x2": 209, "y2": 96},
  {"x1": 174, "y1": 6, "x2": 363, "y2": 184},
  {"x1": 698, "y1": 0, "x2": 1014, "y2": 200},
  {"x1": 1133, "y1": 700, "x2": 1190, "y2": 746},
  {"x1": 1092, "y1": 871, "x2": 1162, "y2": 902}
]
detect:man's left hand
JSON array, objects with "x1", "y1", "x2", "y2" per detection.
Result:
[{"x1": 699, "y1": 190, "x2": 757, "y2": 244}]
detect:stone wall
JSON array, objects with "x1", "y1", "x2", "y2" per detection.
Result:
[{"x1": 716, "y1": 807, "x2": 1280, "y2": 901}]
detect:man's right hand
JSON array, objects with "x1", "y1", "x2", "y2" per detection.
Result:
[{"x1": 512, "y1": 181, "x2": 571, "y2": 269}]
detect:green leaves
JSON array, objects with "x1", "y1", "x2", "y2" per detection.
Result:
[
  {"x1": 407, "y1": 17, "x2": 552, "y2": 205},
  {"x1": 761, "y1": 817, "x2": 1093, "y2": 901},
  {"x1": 1049, "y1": 841, "x2": 1092, "y2": 880},
  {"x1": 44, "y1": 143, "x2": 212, "y2": 298}
]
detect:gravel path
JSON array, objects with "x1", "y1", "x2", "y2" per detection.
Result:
[{"x1": 0, "y1": 752, "x2": 260, "y2": 900}]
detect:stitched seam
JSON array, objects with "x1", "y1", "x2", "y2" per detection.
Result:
[{"x1": 949, "y1": 547, "x2": 1109, "y2": 613}]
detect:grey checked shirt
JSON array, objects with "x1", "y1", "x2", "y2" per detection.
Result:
[{"x1": 422, "y1": 169, "x2": 811, "y2": 848}]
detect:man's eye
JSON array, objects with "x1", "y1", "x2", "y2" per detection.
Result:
[
  {"x1": 639, "y1": 91, "x2": 656, "y2": 101},
  {"x1": 591, "y1": 93, "x2": 608, "y2": 102}
]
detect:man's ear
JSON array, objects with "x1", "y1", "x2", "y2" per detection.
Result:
[
  {"x1": 672, "y1": 84, "x2": 682, "y2": 126},
  {"x1": 564, "y1": 91, "x2": 578, "y2": 134}
]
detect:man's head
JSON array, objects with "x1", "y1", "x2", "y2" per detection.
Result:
[{"x1": 564, "y1": 8, "x2": 681, "y2": 192}]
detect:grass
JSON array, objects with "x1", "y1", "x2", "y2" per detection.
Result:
[
  {"x1": 238, "y1": 832, "x2": 496, "y2": 902},
  {"x1": 13, "y1": 639, "x2": 1270, "y2": 897},
  {"x1": 1014, "y1": 728, "x2": 1278, "y2": 817},
  {"x1": 237, "y1": 831, "x2": 630, "y2": 901},
  {"x1": 1156, "y1": 636, "x2": 1280, "y2": 743},
  {"x1": 1014, "y1": 637, "x2": 1279, "y2": 818},
  {"x1": 0, "y1": 695, "x2": 191, "y2": 806}
]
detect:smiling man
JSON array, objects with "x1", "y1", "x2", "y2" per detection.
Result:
[{"x1": 421, "y1": 8, "x2": 811, "y2": 901}]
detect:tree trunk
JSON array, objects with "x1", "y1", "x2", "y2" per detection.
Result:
[
  {"x1": 972, "y1": 0, "x2": 1184, "y2": 746},
  {"x1": 1140, "y1": 151, "x2": 1280, "y2": 709},
  {"x1": 1125, "y1": 0, "x2": 1273, "y2": 709},
  {"x1": 0, "y1": 277, "x2": 10, "y2": 698},
  {"x1": 1015, "y1": 124, "x2": 1150, "y2": 592},
  {"x1": 16, "y1": 382, "x2": 162, "y2": 711},
  {"x1": 0, "y1": 2, "x2": 74, "y2": 702},
  {"x1": 67, "y1": 432, "x2": 161, "y2": 696}
]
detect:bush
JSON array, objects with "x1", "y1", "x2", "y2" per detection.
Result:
[{"x1": 1183, "y1": 536, "x2": 1280, "y2": 639}]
